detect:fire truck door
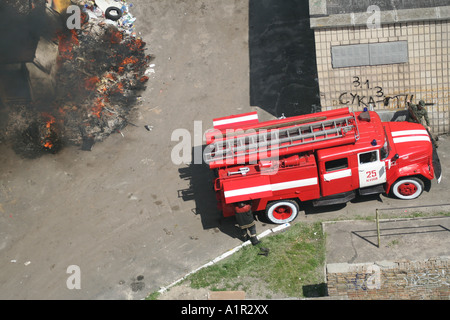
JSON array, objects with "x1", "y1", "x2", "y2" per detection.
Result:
[
  {"x1": 321, "y1": 157, "x2": 353, "y2": 197},
  {"x1": 358, "y1": 150, "x2": 386, "y2": 188}
]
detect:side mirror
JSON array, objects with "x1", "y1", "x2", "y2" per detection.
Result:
[{"x1": 392, "y1": 154, "x2": 399, "y2": 161}]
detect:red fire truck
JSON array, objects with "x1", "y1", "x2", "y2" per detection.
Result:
[{"x1": 204, "y1": 107, "x2": 441, "y2": 224}]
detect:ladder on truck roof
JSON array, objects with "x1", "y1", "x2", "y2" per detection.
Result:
[{"x1": 204, "y1": 114, "x2": 359, "y2": 167}]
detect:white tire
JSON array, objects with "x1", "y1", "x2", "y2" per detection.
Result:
[
  {"x1": 265, "y1": 200, "x2": 299, "y2": 224},
  {"x1": 392, "y1": 177, "x2": 424, "y2": 200}
]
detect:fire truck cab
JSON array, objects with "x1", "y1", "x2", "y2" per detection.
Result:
[{"x1": 205, "y1": 107, "x2": 440, "y2": 224}]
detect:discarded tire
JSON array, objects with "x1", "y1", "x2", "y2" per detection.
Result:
[{"x1": 105, "y1": 7, "x2": 122, "y2": 21}]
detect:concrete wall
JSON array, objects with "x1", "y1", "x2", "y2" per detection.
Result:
[
  {"x1": 324, "y1": 0, "x2": 450, "y2": 15},
  {"x1": 313, "y1": 21, "x2": 450, "y2": 134},
  {"x1": 326, "y1": 257, "x2": 450, "y2": 299},
  {"x1": 309, "y1": 1, "x2": 450, "y2": 134}
]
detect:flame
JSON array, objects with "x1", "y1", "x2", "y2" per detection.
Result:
[
  {"x1": 46, "y1": 119, "x2": 55, "y2": 129},
  {"x1": 84, "y1": 76, "x2": 100, "y2": 91},
  {"x1": 110, "y1": 30, "x2": 124, "y2": 44},
  {"x1": 92, "y1": 97, "x2": 107, "y2": 118},
  {"x1": 120, "y1": 57, "x2": 139, "y2": 66},
  {"x1": 57, "y1": 30, "x2": 79, "y2": 61},
  {"x1": 115, "y1": 82, "x2": 124, "y2": 93},
  {"x1": 105, "y1": 73, "x2": 117, "y2": 81},
  {"x1": 41, "y1": 113, "x2": 57, "y2": 150},
  {"x1": 58, "y1": 107, "x2": 66, "y2": 115},
  {"x1": 42, "y1": 113, "x2": 56, "y2": 129},
  {"x1": 127, "y1": 38, "x2": 145, "y2": 51},
  {"x1": 43, "y1": 141, "x2": 54, "y2": 149}
]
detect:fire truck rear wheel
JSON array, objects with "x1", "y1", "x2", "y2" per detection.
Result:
[
  {"x1": 265, "y1": 200, "x2": 299, "y2": 224},
  {"x1": 392, "y1": 177, "x2": 424, "y2": 200}
]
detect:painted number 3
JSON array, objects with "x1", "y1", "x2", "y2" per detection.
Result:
[{"x1": 353, "y1": 77, "x2": 384, "y2": 97}]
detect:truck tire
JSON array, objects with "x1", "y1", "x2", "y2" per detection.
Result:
[
  {"x1": 265, "y1": 200, "x2": 299, "y2": 224},
  {"x1": 391, "y1": 177, "x2": 424, "y2": 200}
]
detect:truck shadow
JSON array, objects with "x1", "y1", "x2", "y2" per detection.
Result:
[
  {"x1": 302, "y1": 194, "x2": 384, "y2": 215},
  {"x1": 302, "y1": 201, "x2": 347, "y2": 215},
  {"x1": 177, "y1": 145, "x2": 241, "y2": 240}
]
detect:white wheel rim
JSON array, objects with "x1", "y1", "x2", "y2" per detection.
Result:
[
  {"x1": 393, "y1": 179, "x2": 423, "y2": 200},
  {"x1": 267, "y1": 201, "x2": 298, "y2": 224}
]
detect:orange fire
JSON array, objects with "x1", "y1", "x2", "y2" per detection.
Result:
[
  {"x1": 41, "y1": 113, "x2": 57, "y2": 150},
  {"x1": 42, "y1": 113, "x2": 56, "y2": 129},
  {"x1": 84, "y1": 76, "x2": 100, "y2": 91},
  {"x1": 43, "y1": 141, "x2": 54, "y2": 149},
  {"x1": 57, "y1": 30, "x2": 79, "y2": 61},
  {"x1": 115, "y1": 82, "x2": 124, "y2": 93},
  {"x1": 105, "y1": 73, "x2": 117, "y2": 81},
  {"x1": 110, "y1": 30, "x2": 124, "y2": 44},
  {"x1": 127, "y1": 38, "x2": 145, "y2": 51},
  {"x1": 120, "y1": 56, "x2": 139, "y2": 66},
  {"x1": 92, "y1": 97, "x2": 107, "y2": 118}
]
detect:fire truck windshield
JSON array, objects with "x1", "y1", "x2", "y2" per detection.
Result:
[{"x1": 380, "y1": 129, "x2": 390, "y2": 160}]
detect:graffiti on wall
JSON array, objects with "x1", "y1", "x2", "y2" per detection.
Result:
[
  {"x1": 337, "y1": 76, "x2": 415, "y2": 109},
  {"x1": 344, "y1": 265, "x2": 382, "y2": 291},
  {"x1": 344, "y1": 267, "x2": 450, "y2": 291},
  {"x1": 333, "y1": 76, "x2": 450, "y2": 111},
  {"x1": 395, "y1": 269, "x2": 450, "y2": 288}
]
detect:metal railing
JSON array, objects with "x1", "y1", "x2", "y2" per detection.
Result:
[{"x1": 374, "y1": 203, "x2": 450, "y2": 248}]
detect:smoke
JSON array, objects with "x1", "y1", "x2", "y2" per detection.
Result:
[{"x1": 0, "y1": 0, "x2": 51, "y2": 64}]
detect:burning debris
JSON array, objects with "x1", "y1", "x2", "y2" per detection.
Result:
[{"x1": 1, "y1": 1, "x2": 153, "y2": 157}]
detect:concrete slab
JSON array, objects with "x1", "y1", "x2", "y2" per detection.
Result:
[
  {"x1": 323, "y1": 216, "x2": 450, "y2": 265},
  {"x1": 208, "y1": 291, "x2": 246, "y2": 300}
]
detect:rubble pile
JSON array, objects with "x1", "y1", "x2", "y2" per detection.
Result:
[
  {"x1": 55, "y1": 3, "x2": 152, "y2": 150},
  {"x1": 3, "y1": 1, "x2": 153, "y2": 157}
]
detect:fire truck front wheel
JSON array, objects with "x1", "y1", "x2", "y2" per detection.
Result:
[
  {"x1": 391, "y1": 177, "x2": 424, "y2": 200},
  {"x1": 265, "y1": 200, "x2": 299, "y2": 224}
]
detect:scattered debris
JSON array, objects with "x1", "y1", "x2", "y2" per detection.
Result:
[
  {"x1": 258, "y1": 247, "x2": 270, "y2": 256},
  {"x1": 76, "y1": 0, "x2": 138, "y2": 37},
  {"x1": 163, "y1": 228, "x2": 173, "y2": 236}
]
